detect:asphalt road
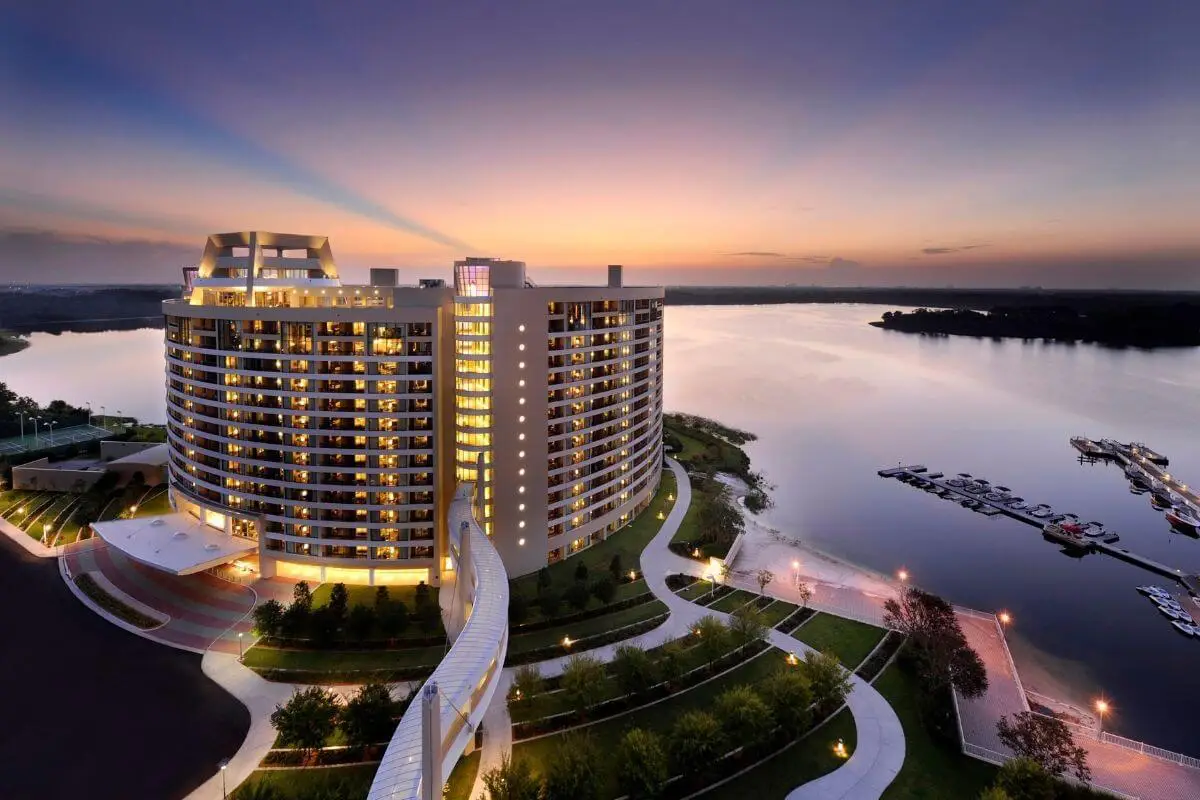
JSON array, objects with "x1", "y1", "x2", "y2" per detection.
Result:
[{"x1": 0, "y1": 537, "x2": 248, "y2": 800}]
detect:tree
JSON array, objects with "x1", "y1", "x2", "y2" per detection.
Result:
[
  {"x1": 481, "y1": 752, "x2": 541, "y2": 800},
  {"x1": 340, "y1": 682, "x2": 398, "y2": 747},
  {"x1": 560, "y1": 654, "x2": 607, "y2": 715},
  {"x1": 373, "y1": 585, "x2": 390, "y2": 609},
  {"x1": 695, "y1": 482, "x2": 744, "y2": 546},
  {"x1": 797, "y1": 581, "x2": 813, "y2": 609},
  {"x1": 590, "y1": 576, "x2": 617, "y2": 605},
  {"x1": 507, "y1": 664, "x2": 543, "y2": 706},
  {"x1": 713, "y1": 685, "x2": 774, "y2": 750},
  {"x1": 537, "y1": 567, "x2": 552, "y2": 594},
  {"x1": 280, "y1": 600, "x2": 311, "y2": 639},
  {"x1": 253, "y1": 599, "x2": 285, "y2": 639},
  {"x1": 978, "y1": 787, "x2": 1013, "y2": 800},
  {"x1": 308, "y1": 606, "x2": 340, "y2": 647},
  {"x1": 729, "y1": 606, "x2": 767, "y2": 651},
  {"x1": 564, "y1": 580, "x2": 591, "y2": 611},
  {"x1": 612, "y1": 644, "x2": 659, "y2": 696},
  {"x1": 800, "y1": 650, "x2": 853, "y2": 710},
  {"x1": 609, "y1": 554, "x2": 623, "y2": 582},
  {"x1": 415, "y1": 601, "x2": 441, "y2": 634},
  {"x1": 270, "y1": 687, "x2": 340, "y2": 758},
  {"x1": 996, "y1": 712, "x2": 1091, "y2": 782},
  {"x1": 994, "y1": 757, "x2": 1056, "y2": 800},
  {"x1": 694, "y1": 615, "x2": 731, "y2": 668},
  {"x1": 536, "y1": 590, "x2": 562, "y2": 619},
  {"x1": 760, "y1": 668, "x2": 814, "y2": 733},
  {"x1": 657, "y1": 641, "x2": 688, "y2": 686},
  {"x1": 668, "y1": 710, "x2": 724, "y2": 780},
  {"x1": 616, "y1": 728, "x2": 669, "y2": 800},
  {"x1": 293, "y1": 580, "x2": 313, "y2": 610},
  {"x1": 755, "y1": 569, "x2": 774, "y2": 596},
  {"x1": 414, "y1": 580, "x2": 431, "y2": 609},
  {"x1": 542, "y1": 732, "x2": 601, "y2": 800},
  {"x1": 508, "y1": 591, "x2": 530, "y2": 625},
  {"x1": 327, "y1": 583, "x2": 350, "y2": 624},
  {"x1": 376, "y1": 599, "x2": 409, "y2": 641},
  {"x1": 574, "y1": 561, "x2": 589, "y2": 582},
  {"x1": 346, "y1": 604, "x2": 376, "y2": 642},
  {"x1": 884, "y1": 586, "x2": 989, "y2": 699}
]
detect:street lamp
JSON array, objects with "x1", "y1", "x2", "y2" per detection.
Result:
[
  {"x1": 792, "y1": 559, "x2": 801, "y2": 588},
  {"x1": 218, "y1": 758, "x2": 229, "y2": 798},
  {"x1": 1095, "y1": 699, "x2": 1109, "y2": 735},
  {"x1": 237, "y1": 632, "x2": 245, "y2": 661},
  {"x1": 999, "y1": 611, "x2": 1012, "y2": 628},
  {"x1": 897, "y1": 569, "x2": 909, "y2": 583}
]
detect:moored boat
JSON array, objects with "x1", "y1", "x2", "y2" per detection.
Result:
[{"x1": 1166, "y1": 507, "x2": 1200, "y2": 535}]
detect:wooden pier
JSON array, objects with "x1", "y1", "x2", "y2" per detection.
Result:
[
  {"x1": 1074, "y1": 437, "x2": 1200, "y2": 518},
  {"x1": 879, "y1": 463, "x2": 1200, "y2": 595}
]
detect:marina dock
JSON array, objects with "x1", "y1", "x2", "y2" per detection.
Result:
[
  {"x1": 1072, "y1": 436, "x2": 1200, "y2": 517},
  {"x1": 878, "y1": 462, "x2": 1200, "y2": 595}
]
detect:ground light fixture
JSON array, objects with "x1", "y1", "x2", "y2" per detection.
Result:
[
  {"x1": 833, "y1": 738, "x2": 850, "y2": 759},
  {"x1": 786, "y1": 652, "x2": 799, "y2": 666},
  {"x1": 218, "y1": 758, "x2": 229, "y2": 798},
  {"x1": 561, "y1": 636, "x2": 572, "y2": 649}
]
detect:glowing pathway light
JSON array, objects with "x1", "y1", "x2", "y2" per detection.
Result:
[
  {"x1": 999, "y1": 611, "x2": 1012, "y2": 627},
  {"x1": 833, "y1": 738, "x2": 850, "y2": 759},
  {"x1": 1095, "y1": 698, "x2": 1110, "y2": 734},
  {"x1": 897, "y1": 568, "x2": 909, "y2": 583}
]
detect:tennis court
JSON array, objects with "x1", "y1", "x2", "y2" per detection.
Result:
[{"x1": 0, "y1": 424, "x2": 115, "y2": 456}]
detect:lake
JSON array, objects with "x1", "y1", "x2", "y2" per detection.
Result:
[{"x1": 4, "y1": 306, "x2": 1199, "y2": 753}]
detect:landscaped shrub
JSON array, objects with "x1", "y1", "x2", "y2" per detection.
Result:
[
  {"x1": 611, "y1": 643, "x2": 659, "y2": 696},
  {"x1": 541, "y1": 732, "x2": 601, "y2": 800},
  {"x1": 668, "y1": 710, "x2": 725, "y2": 781},
  {"x1": 270, "y1": 687, "x2": 341, "y2": 758},
  {"x1": 504, "y1": 612, "x2": 670, "y2": 667},
  {"x1": 564, "y1": 581, "x2": 591, "y2": 611},
  {"x1": 759, "y1": 667, "x2": 814, "y2": 733},
  {"x1": 713, "y1": 685, "x2": 774, "y2": 750},
  {"x1": 802, "y1": 650, "x2": 853, "y2": 714},
  {"x1": 481, "y1": 752, "x2": 540, "y2": 800},
  {"x1": 536, "y1": 590, "x2": 562, "y2": 620},
  {"x1": 560, "y1": 654, "x2": 607, "y2": 715},
  {"x1": 507, "y1": 664, "x2": 544, "y2": 707},
  {"x1": 590, "y1": 576, "x2": 616, "y2": 605},
  {"x1": 509, "y1": 591, "x2": 530, "y2": 625},
  {"x1": 729, "y1": 606, "x2": 768, "y2": 651},
  {"x1": 252, "y1": 599, "x2": 285, "y2": 638},
  {"x1": 616, "y1": 728, "x2": 669, "y2": 800},
  {"x1": 693, "y1": 615, "x2": 731, "y2": 668},
  {"x1": 340, "y1": 682, "x2": 400, "y2": 748}
]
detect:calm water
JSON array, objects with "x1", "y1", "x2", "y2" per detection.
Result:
[{"x1": 4, "y1": 308, "x2": 1200, "y2": 752}]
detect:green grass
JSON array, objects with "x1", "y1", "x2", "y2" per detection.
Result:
[
  {"x1": 243, "y1": 642, "x2": 447, "y2": 672},
  {"x1": 74, "y1": 573, "x2": 161, "y2": 629},
  {"x1": 306, "y1": 581, "x2": 447, "y2": 642},
  {"x1": 232, "y1": 764, "x2": 379, "y2": 799},
  {"x1": 507, "y1": 599, "x2": 669, "y2": 655},
  {"x1": 702, "y1": 707, "x2": 858, "y2": 799},
  {"x1": 760, "y1": 600, "x2": 800, "y2": 627},
  {"x1": 792, "y1": 613, "x2": 887, "y2": 669},
  {"x1": 511, "y1": 469, "x2": 676, "y2": 600},
  {"x1": 709, "y1": 589, "x2": 758, "y2": 613},
  {"x1": 677, "y1": 580, "x2": 716, "y2": 601},
  {"x1": 878, "y1": 660, "x2": 997, "y2": 799},
  {"x1": 445, "y1": 750, "x2": 482, "y2": 800},
  {"x1": 132, "y1": 489, "x2": 171, "y2": 516},
  {"x1": 513, "y1": 647, "x2": 784, "y2": 798}
]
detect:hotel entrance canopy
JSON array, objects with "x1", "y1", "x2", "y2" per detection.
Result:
[{"x1": 91, "y1": 513, "x2": 257, "y2": 575}]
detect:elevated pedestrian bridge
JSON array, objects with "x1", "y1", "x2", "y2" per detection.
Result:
[{"x1": 367, "y1": 483, "x2": 509, "y2": 800}]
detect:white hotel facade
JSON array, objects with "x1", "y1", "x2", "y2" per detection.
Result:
[{"x1": 162, "y1": 232, "x2": 664, "y2": 583}]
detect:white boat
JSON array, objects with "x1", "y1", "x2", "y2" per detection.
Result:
[
  {"x1": 1171, "y1": 620, "x2": 1199, "y2": 637},
  {"x1": 1137, "y1": 585, "x2": 1171, "y2": 598},
  {"x1": 1032, "y1": 507, "x2": 1054, "y2": 519},
  {"x1": 1159, "y1": 606, "x2": 1190, "y2": 621}
]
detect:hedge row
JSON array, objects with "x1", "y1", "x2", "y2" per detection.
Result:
[
  {"x1": 251, "y1": 664, "x2": 437, "y2": 685},
  {"x1": 774, "y1": 607, "x2": 816, "y2": 634},
  {"x1": 855, "y1": 630, "x2": 906, "y2": 682},
  {"x1": 262, "y1": 744, "x2": 387, "y2": 768},
  {"x1": 508, "y1": 590, "x2": 656, "y2": 635},
  {"x1": 504, "y1": 612, "x2": 670, "y2": 667},
  {"x1": 260, "y1": 632, "x2": 447, "y2": 650},
  {"x1": 512, "y1": 641, "x2": 771, "y2": 740}
]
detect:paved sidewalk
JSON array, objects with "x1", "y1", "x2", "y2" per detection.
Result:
[{"x1": 959, "y1": 615, "x2": 1200, "y2": 800}]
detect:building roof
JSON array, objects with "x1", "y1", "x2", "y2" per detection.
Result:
[
  {"x1": 108, "y1": 443, "x2": 169, "y2": 467},
  {"x1": 91, "y1": 513, "x2": 257, "y2": 575}
]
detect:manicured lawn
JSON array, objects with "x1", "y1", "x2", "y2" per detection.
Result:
[
  {"x1": 709, "y1": 589, "x2": 758, "y2": 613},
  {"x1": 233, "y1": 764, "x2": 378, "y2": 799},
  {"x1": 792, "y1": 612, "x2": 887, "y2": 669},
  {"x1": 513, "y1": 647, "x2": 784, "y2": 798},
  {"x1": 74, "y1": 573, "x2": 160, "y2": 629},
  {"x1": 243, "y1": 642, "x2": 447, "y2": 672},
  {"x1": 132, "y1": 489, "x2": 171, "y2": 516},
  {"x1": 311, "y1": 582, "x2": 439, "y2": 611},
  {"x1": 877, "y1": 660, "x2": 997, "y2": 799},
  {"x1": 506, "y1": 599, "x2": 669, "y2": 656},
  {"x1": 702, "y1": 707, "x2": 858, "y2": 799},
  {"x1": 761, "y1": 600, "x2": 800, "y2": 627},
  {"x1": 445, "y1": 750, "x2": 481, "y2": 800},
  {"x1": 677, "y1": 580, "x2": 717, "y2": 601},
  {"x1": 511, "y1": 469, "x2": 676, "y2": 600}
]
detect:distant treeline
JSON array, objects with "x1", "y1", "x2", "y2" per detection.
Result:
[
  {"x1": 664, "y1": 285, "x2": 1200, "y2": 313},
  {"x1": 871, "y1": 305, "x2": 1200, "y2": 348},
  {"x1": 0, "y1": 286, "x2": 178, "y2": 334}
]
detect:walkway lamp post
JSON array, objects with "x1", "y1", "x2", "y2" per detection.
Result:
[
  {"x1": 218, "y1": 758, "x2": 229, "y2": 798},
  {"x1": 1095, "y1": 699, "x2": 1109, "y2": 735},
  {"x1": 792, "y1": 559, "x2": 800, "y2": 589},
  {"x1": 33, "y1": 416, "x2": 40, "y2": 446},
  {"x1": 897, "y1": 568, "x2": 909, "y2": 583},
  {"x1": 999, "y1": 611, "x2": 1012, "y2": 629},
  {"x1": 237, "y1": 632, "x2": 244, "y2": 661},
  {"x1": 48, "y1": 420, "x2": 57, "y2": 443}
]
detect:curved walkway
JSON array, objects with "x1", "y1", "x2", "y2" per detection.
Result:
[{"x1": 472, "y1": 458, "x2": 905, "y2": 799}]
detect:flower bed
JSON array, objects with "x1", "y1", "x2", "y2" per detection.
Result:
[
  {"x1": 505, "y1": 612, "x2": 670, "y2": 666},
  {"x1": 774, "y1": 607, "x2": 815, "y2": 634},
  {"x1": 855, "y1": 630, "x2": 906, "y2": 682}
]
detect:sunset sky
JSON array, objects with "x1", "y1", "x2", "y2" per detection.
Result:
[{"x1": 2, "y1": 1, "x2": 1198, "y2": 287}]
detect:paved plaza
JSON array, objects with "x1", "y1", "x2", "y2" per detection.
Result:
[{"x1": 957, "y1": 610, "x2": 1200, "y2": 800}]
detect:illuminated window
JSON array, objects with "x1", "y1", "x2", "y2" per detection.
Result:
[
  {"x1": 518, "y1": 324, "x2": 525, "y2": 332},
  {"x1": 518, "y1": 361, "x2": 525, "y2": 369},
  {"x1": 518, "y1": 379, "x2": 525, "y2": 387},
  {"x1": 518, "y1": 503, "x2": 525, "y2": 511},
  {"x1": 518, "y1": 468, "x2": 525, "y2": 476},
  {"x1": 518, "y1": 415, "x2": 525, "y2": 423},
  {"x1": 518, "y1": 433, "x2": 525, "y2": 441},
  {"x1": 519, "y1": 521, "x2": 526, "y2": 528},
  {"x1": 518, "y1": 538, "x2": 526, "y2": 546},
  {"x1": 519, "y1": 486, "x2": 525, "y2": 494},
  {"x1": 518, "y1": 451, "x2": 525, "y2": 458},
  {"x1": 518, "y1": 344, "x2": 525, "y2": 351},
  {"x1": 519, "y1": 398, "x2": 525, "y2": 405}
]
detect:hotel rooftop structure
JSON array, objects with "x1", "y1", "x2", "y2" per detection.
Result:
[{"x1": 149, "y1": 231, "x2": 664, "y2": 584}]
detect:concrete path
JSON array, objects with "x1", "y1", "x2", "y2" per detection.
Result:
[{"x1": 471, "y1": 458, "x2": 906, "y2": 800}]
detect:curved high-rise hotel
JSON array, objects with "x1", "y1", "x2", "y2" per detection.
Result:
[{"x1": 161, "y1": 232, "x2": 663, "y2": 583}]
